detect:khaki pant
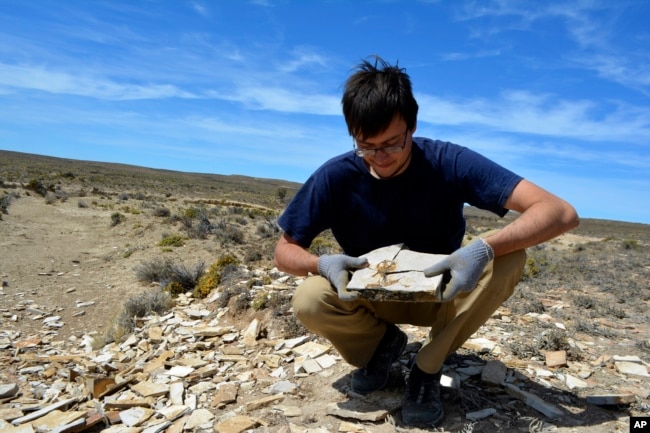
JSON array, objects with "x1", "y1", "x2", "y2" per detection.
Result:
[{"x1": 292, "y1": 248, "x2": 526, "y2": 374}]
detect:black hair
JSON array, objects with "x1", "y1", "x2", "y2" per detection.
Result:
[{"x1": 341, "y1": 55, "x2": 418, "y2": 140}]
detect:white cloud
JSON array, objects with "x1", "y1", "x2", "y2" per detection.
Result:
[
  {"x1": 0, "y1": 63, "x2": 196, "y2": 100},
  {"x1": 278, "y1": 48, "x2": 328, "y2": 73},
  {"x1": 440, "y1": 49, "x2": 502, "y2": 62},
  {"x1": 454, "y1": 1, "x2": 650, "y2": 93},
  {"x1": 191, "y1": 2, "x2": 210, "y2": 17},
  {"x1": 220, "y1": 86, "x2": 341, "y2": 115},
  {"x1": 417, "y1": 90, "x2": 650, "y2": 143}
]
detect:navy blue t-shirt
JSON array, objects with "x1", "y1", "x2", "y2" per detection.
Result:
[{"x1": 278, "y1": 137, "x2": 522, "y2": 257}]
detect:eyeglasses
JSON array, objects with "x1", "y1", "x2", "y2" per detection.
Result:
[{"x1": 353, "y1": 130, "x2": 408, "y2": 157}]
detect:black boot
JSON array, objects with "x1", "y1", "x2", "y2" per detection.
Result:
[
  {"x1": 402, "y1": 363, "x2": 444, "y2": 426},
  {"x1": 351, "y1": 324, "x2": 407, "y2": 395}
]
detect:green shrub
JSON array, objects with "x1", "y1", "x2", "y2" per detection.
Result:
[
  {"x1": 251, "y1": 292, "x2": 267, "y2": 310},
  {"x1": 26, "y1": 179, "x2": 49, "y2": 197},
  {"x1": 110, "y1": 212, "x2": 126, "y2": 226},
  {"x1": 522, "y1": 255, "x2": 549, "y2": 280},
  {"x1": 184, "y1": 207, "x2": 201, "y2": 219},
  {"x1": 158, "y1": 234, "x2": 185, "y2": 247},
  {"x1": 134, "y1": 258, "x2": 204, "y2": 297},
  {"x1": 277, "y1": 187, "x2": 287, "y2": 202},
  {"x1": 622, "y1": 239, "x2": 639, "y2": 250}
]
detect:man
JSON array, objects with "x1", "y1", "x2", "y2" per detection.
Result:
[{"x1": 274, "y1": 56, "x2": 579, "y2": 427}]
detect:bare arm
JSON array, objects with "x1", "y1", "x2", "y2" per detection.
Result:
[
  {"x1": 274, "y1": 232, "x2": 320, "y2": 276},
  {"x1": 483, "y1": 179, "x2": 579, "y2": 256}
]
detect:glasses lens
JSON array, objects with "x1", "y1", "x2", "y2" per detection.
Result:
[
  {"x1": 382, "y1": 145, "x2": 403, "y2": 154},
  {"x1": 353, "y1": 131, "x2": 407, "y2": 157}
]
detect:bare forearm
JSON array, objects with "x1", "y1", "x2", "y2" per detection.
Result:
[
  {"x1": 483, "y1": 180, "x2": 579, "y2": 256},
  {"x1": 485, "y1": 204, "x2": 578, "y2": 256},
  {"x1": 274, "y1": 234, "x2": 319, "y2": 276}
]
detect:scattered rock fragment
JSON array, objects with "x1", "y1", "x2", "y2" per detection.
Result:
[
  {"x1": 481, "y1": 360, "x2": 507, "y2": 386},
  {"x1": 616, "y1": 361, "x2": 649, "y2": 377},
  {"x1": 545, "y1": 350, "x2": 567, "y2": 368},
  {"x1": 586, "y1": 394, "x2": 637, "y2": 406}
]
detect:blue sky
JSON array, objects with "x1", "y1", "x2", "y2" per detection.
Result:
[{"x1": 0, "y1": 1, "x2": 649, "y2": 224}]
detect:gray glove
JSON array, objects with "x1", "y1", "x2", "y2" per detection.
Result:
[
  {"x1": 318, "y1": 254, "x2": 368, "y2": 301},
  {"x1": 424, "y1": 238, "x2": 494, "y2": 302}
]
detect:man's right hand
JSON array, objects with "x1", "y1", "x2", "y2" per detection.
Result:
[{"x1": 318, "y1": 254, "x2": 368, "y2": 301}]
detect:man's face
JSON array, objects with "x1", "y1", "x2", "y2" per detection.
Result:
[{"x1": 353, "y1": 117, "x2": 414, "y2": 179}]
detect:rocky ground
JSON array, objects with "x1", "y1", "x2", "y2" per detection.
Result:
[{"x1": 0, "y1": 154, "x2": 649, "y2": 432}]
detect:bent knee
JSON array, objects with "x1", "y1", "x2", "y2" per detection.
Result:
[
  {"x1": 292, "y1": 276, "x2": 334, "y2": 321},
  {"x1": 493, "y1": 248, "x2": 527, "y2": 299}
]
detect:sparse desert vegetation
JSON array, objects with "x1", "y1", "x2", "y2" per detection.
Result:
[{"x1": 0, "y1": 150, "x2": 648, "y2": 432}]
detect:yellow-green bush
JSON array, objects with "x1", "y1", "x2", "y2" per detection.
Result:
[
  {"x1": 184, "y1": 207, "x2": 200, "y2": 219},
  {"x1": 158, "y1": 234, "x2": 185, "y2": 247},
  {"x1": 194, "y1": 254, "x2": 240, "y2": 298},
  {"x1": 308, "y1": 234, "x2": 340, "y2": 255}
]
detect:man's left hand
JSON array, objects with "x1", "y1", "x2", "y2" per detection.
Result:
[{"x1": 423, "y1": 238, "x2": 494, "y2": 302}]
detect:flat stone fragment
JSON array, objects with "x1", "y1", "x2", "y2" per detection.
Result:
[
  {"x1": 102, "y1": 426, "x2": 142, "y2": 433},
  {"x1": 268, "y1": 380, "x2": 297, "y2": 394},
  {"x1": 316, "y1": 354, "x2": 337, "y2": 369},
  {"x1": 143, "y1": 350, "x2": 174, "y2": 374},
  {"x1": 148, "y1": 327, "x2": 163, "y2": 343},
  {"x1": 326, "y1": 400, "x2": 400, "y2": 422},
  {"x1": 615, "y1": 361, "x2": 649, "y2": 377},
  {"x1": 157, "y1": 405, "x2": 190, "y2": 421},
  {"x1": 456, "y1": 365, "x2": 483, "y2": 377},
  {"x1": 481, "y1": 360, "x2": 507, "y2": 386},
  {"x1": 163, "y1": 365, "x2": 194, "y2": 377},
  {"x1": 192, "y1": 326, "x2": 233, "y2": 337},
  {"x1": 11, "y1": 397, "x2": 79, "y2": 426},
  {"x1": 242, "y1": 318, "x2": 260, "y2": 346},
  {"x1": 0, "y1": 383, "x2": 19, "y2": 398},
  {"x1": 141, "y1": 421, "x2": 171, "y2": 433},
  {"x1": 348, "y1": 244, "x2": 445, "y2": 301},
  {"x1": 214, "y1": 415, "x2": 260, "y2": 433},
  {"x1": 504, "y1": 384, "x2": 564, "y2": 420},
  {"x1": 212, "y1": 383, "x2": 238, "y2": 407},
  {"x1": 282, "y1": 335, "x2": 310, "y2": 348},
  {"x1": 131, "y1": 381, "x2": 169, "y2": 398},
  {"x1": 193, "y1": 363, "x2": 219, "y2": 378},
  {"x1": 119, "y1": 407, "x2": 154, "y2": 427},
  {"x1": 338, "y1": 420, "x2": 372, "y2": 432},
  {"x1": 104, "y1": 400, "x2": 152, "y2": 410},
  {"x1": 292, "y1": 341, "x2": 330, "y2": 358},
  {"x1": 462, "y1": 337, "x2": 497, "y2": 353},
  {"x1": 0, "y1": 408, "x2": 24, "y2": 421},
  {"x1": 466, "y1": 407, "x2": 497, "y2": 420},
  {"x1": 86, "y1": 377, "x2": 116, "y2": 398},
  {"x1": 612, "y1": 355, "x2": 644, "y2": 363},
  {"x1": 183, "y1": 408, "x2": 214, "y2": 429},
  {"x1": 273, "y1": 404, "x2": 302, "y2": 417},
  {"x1": 30, "y1": 409, "x2": 87, "y2": 430},
  {"x1": 300, "y1": 358, "x2": 322, "y2": 374},
  {"x1": 245, "y1": 394, "x2": 285, "y2": 411},
  {"x1": 565, "y1": 373, "x2": 589, "y2": 389},
  {"x1": 169, "y1": 382, "x2": 184, "y2": 405},
  {"x1": 545, "y1": 350, "x2": 567, "y2": 367},
  {"x1": 586, "y1": 394, "x2": 637, "y2": 405}
]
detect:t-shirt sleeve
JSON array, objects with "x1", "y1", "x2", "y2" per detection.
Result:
[
  {"x1": 450, "y1": 145, "x2": 523, "y2": 217},
  {"x1": 277, "y1": 173, "x2": 330, "y2": 249}
]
